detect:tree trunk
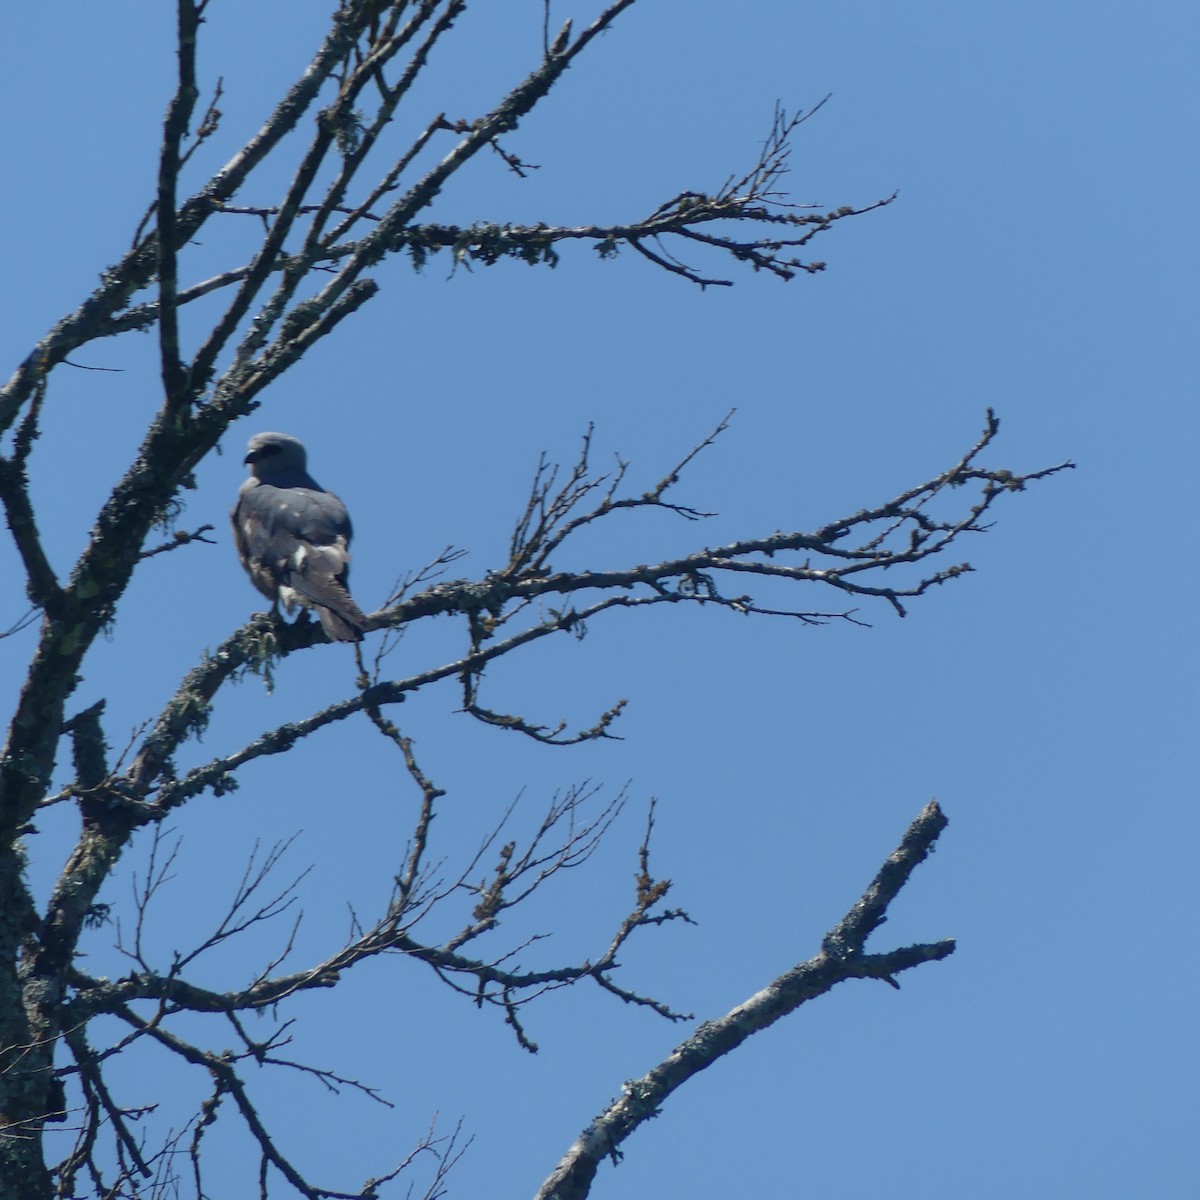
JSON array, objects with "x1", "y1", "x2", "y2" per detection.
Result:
[{"x1": 0, "y1": 850, "x2": 53, "y2": 1200}]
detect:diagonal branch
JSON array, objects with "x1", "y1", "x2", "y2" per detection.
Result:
[
  {"x1": 534, "y1": 800, "x2": 955, "y2": 1200},
  {"x1": 109, "y1": 1005, "x2": 376, "y2": 1200}
]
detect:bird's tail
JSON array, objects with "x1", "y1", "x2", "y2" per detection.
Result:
[
  {"x1": 286, "y1": 563, "x2": 372, "y2": 643},
  {"x1": 315, "y1": 603, "x2": 371, "y2": 643}
]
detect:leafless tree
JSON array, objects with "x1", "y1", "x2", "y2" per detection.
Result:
[{"x1": 0, "y1": 3, "x2": 1072, "y2": 1198}]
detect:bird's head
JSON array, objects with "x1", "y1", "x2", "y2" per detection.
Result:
[{"x1": 244, "y1": 432, "x2": 307, "y2": 480}]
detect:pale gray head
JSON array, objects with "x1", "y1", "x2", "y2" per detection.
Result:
[{"x1": 244, "y1": 432, "x2": 307, "y2": 480}]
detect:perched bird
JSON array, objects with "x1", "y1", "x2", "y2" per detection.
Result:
[{"x1": 232, "y1": 432, "x2": 371, "y2": 642}]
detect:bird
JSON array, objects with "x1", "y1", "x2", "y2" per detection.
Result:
[{"x1": 232, "y1": 432, "x2": 371, "y2": 642}]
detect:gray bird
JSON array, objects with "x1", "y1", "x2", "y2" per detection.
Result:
[{"x1": 232, "y1": 432, "x2": 371, "y2": 642}]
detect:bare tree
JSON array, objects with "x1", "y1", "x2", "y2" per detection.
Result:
[{"x1": 0, "y1": 3, "x2": 1072, "y2": 1198}]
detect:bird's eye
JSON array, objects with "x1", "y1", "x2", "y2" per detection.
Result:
[{"x1": 259, "y1": 444, "x2": 283, "y2": 458}]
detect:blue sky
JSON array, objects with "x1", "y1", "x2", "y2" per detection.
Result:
[{"x1": 1, "y1": 2, "x2": 1196, "y2": 1197}]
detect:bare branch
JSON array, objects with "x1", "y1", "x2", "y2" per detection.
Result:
[
  {"x1": 0, "y1": 378, "x2": 62, "y2": 612},
  {"x1": 62, "y1": 1025, "x2": 152, "y2": 1185},
  {"x1": 155, "y1": 0, "x2": 203, "y2": 409},
  {"x1": 137, "y1": 523, "x2": 217, "y2": 561},
  {"x1": 65, "y1": 783, "x2": 687, "y2": 1051},
  {"x1": 110, "y1": 1005, "x2": 387, "y2": 1200},
  {"x1": 535, "y1": 801, "x2": 955, "y2": 1200}
]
